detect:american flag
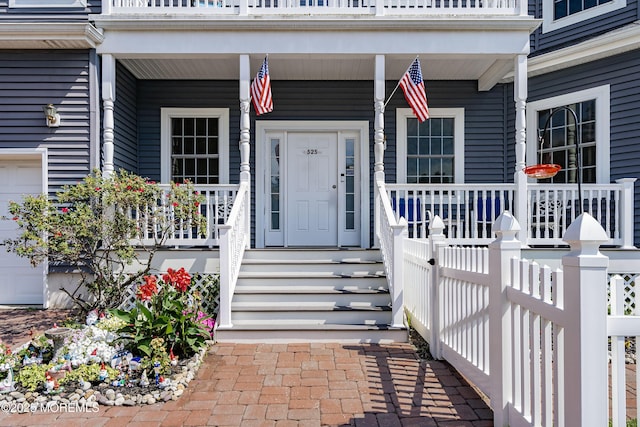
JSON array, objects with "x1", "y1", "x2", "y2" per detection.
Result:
[
  {"x1": 399, "y1": 58, "x2": 429, "y2": 122},
  {"x1": 250, "y1": 56, "x2": 273, "y2": 116}
]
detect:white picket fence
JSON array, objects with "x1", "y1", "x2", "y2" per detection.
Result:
[{"x1": 403, "y1": 210, "x2": 637, "y2": 427}]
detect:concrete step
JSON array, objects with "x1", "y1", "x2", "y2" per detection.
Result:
[
  {"x1": 234, "y1": 284, "x2": 389, "y2": 294},
  {"x1": 242, "y1": 248, "x2": 382, "y2": 263},
  {"x1": 231, "y1": 305, "x2": 392, "y2": 324},
  {"x1": 239, "y1": 260, "x2": 383, "y2": 275},
  {"x1": 215, "y1": 324, "x2": 408, "y2": 344},
  {"x1": 233, "y1": 291, "x2": 391, "y2": 306},
  {"x1": 219, "y1": 248, "x2": 407, "y2": 343}
]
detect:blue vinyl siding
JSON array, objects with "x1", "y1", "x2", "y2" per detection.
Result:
[
  {"x1": 136, "y1": 80, "x2": 507, "y2": 184},
  {"x1": 385, "y1": 80, "x2": 508, "y2": 184},
  {"x1": 528, "y1": 49, "x2": 640, "y2": 245},
  {"x1": 530, "y1": 0, "x2": 638, "y2": 56},
  {"x1": 0, "y1": 49, "x2": 93, "y2": 194},
  {"x1": 114, "y1": 62, "x2": 138, "y2": 173}
]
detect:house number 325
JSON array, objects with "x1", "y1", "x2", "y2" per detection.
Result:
[{"x1": 306, "y1": 149, "x2": 318, "y2": 155}]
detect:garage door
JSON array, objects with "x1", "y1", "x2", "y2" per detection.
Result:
[{"x1": 0, "y1": 159, "x2": 45, "y2": 305}]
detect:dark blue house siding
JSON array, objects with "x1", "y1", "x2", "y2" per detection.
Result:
[
  {"x1": 136, "y1": 80, "x2": 240, "y2": 183},
  {"x1": 131, "y1": 79, "x2": 507, "y2": 243},
  {"x1": 0, "y1": 49, "x2": 93, "y2": 194},
  {"x1": 528, "y1": 49, "x2": 640, "y2": 246},
  {"x1": 114, "y1": 62, "x2": 138, "y2": 173},
  {"x1": 135, "y1": 80, "x2": 507, "y2": 184},
  {"x1": 384, "y1": 80, "x2": 509, "y2": 184},
  {"x1": 530, "y1": 0, "x2": 639, "y2": 56}
]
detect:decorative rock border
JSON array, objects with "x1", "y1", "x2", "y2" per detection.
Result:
[{"x1": 0, "y1": 344, "x2": 209, "y2": 413}]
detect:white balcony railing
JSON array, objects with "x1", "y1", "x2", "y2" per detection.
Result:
[
  {"x1": 105, "y1": 0, "x2": 519, "y2": 16},
  {"x1": 386, "y1": 179, "x2": 635, "y2": 247},
  {"x1": 128, "y1": 183, "x2": 240, "y2": 248}
]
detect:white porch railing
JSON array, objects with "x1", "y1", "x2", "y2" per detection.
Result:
[
  {"x1": 387, "y1": 179, "x2": 635, "y2": 247},
  {"x1": 104, "y1": 0, "x2": 519, "y2": 15},
  {"x1": 128, "y1": 184, "x2": 239, "y2": 248},
  {"x1": 528, "y1": 178, "x2": 636, "y2": 247},
  {"x1": 386, "y1": 183, "x2": 516, "y2": 244},
  {"x1": 403, "y1": 212, "x2": 612, "y2": 426},
  {"x1": 217, "y1": 181, "x2": 250, "y2": 329},
  {"x1": 375, "y1": 180, "x2": 407, "y2": 328}
]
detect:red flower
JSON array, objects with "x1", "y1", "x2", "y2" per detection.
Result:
[
  {"x1": 136, "y1": 275, "x2": 159, "y2": 301},
  {"x1": 11, "y1": 216, "x2": 18, "y2": 221},
  {"x1": 172, "y1": 202, "x2": 179, "y2": 208},
  {"x1": 162, "y1": 267, "x2": 191, "y2": 293},
  {"x1": 194, "y1": 202, "x2": 200, "y2": 207},
  {"x1": 95, "y1": 187, "x2": 101, "y2": 192},
  {"x1": 61, "y1": 207, "x2": 69, "y2": 213}
]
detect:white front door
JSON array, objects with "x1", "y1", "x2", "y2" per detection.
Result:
[
  {"x1": 0, "y1": 159, "x2": 46, "y2": 305},
  {"x1": 260, "y1": 123, "x2": 367, "y2": 248},
  {"x1": 286, "y1": 132, "x2": 338, "y2": 246}
]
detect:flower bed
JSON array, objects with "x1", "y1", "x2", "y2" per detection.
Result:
[{"x1": 0, "y1": 268, "x2": 216, "y2": 411}]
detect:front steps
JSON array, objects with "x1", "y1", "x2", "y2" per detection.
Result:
[{"x1": 215, "y1": 249, "x2": 408, "y2": 344}]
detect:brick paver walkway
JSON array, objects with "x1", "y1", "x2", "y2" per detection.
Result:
[{"x1": 0, "y1": 309, "x2": 493, "y2": 426}]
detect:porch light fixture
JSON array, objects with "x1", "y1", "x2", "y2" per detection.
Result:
[
  {"x1": 43, "y1": 104, "x2": 60, "y2": 128},
  {"x1": 524, "y1": 106, "x2": 583, "y2": 214}
]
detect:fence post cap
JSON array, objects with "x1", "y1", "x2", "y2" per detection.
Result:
[
  {"x1": 563, "y1": 212, "x2": 608, "y2": 255},
  {"x1": 429, "y1": 215, "x2": 445, "y2": 234},
  {"x1": 493, "y1": 210, "x2": 520, "y2": 232}
]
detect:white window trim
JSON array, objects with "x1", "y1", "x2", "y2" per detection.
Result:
[
  {"x1": 396, "y1": 108, "x2": 465, "y2": 184},
  {"x1": 10, "y1": 0, "x2": 86, "y2": 7},
  {"x1": 526, "y1": 85, "x2": 610, "y2": 183},
  {"x1": 542, "y1": 0, "x2": 626, "y2": 33},
  {"x1": 160, "y1": 108, "x2": 229, "y2": 184}
]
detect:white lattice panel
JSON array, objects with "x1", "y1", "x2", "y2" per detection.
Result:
[
  {"x1": 119, "y1": 273, "x2": 220, "y2": 317},
  {"x1": 608, "y1": 273, "x2": 639, "y2": 315}
]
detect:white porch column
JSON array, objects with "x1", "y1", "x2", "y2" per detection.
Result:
[
  {"x1": 374, "y1": 55, "x2": 385, "y2": 183},
  {"x1": 239, "y1": 55, "x2": 251, "y2": 249},
  {"x1": 617, "y1": 178, "x2": 637, "y2": 248},
  {"x1": 101, "y1": 54, "x2": 116, "y2": 178},
  {"x1": 513, "y1": 54, "x2": 529, "y2": 244},
  {"x1": 239, "y1": 55, "x2": 251, "y2": 185},
  {"x1": 373, "y1": 55, "x2": 386, "y2": 247}
]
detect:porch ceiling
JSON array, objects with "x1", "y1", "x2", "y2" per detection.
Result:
[{"x1": 118, "y1": 54, "x2": 512, "y2": 82}]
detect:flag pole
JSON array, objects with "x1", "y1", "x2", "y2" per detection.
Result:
[{"x1": 383, "y1": 55, "x2": 419, "y2": 109}]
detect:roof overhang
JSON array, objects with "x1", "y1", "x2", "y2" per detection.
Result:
[
  {"x1": 503, "y1": 20, "x2": 640, "y2": 80},
  {"x1": 0, "y1": 22, "x2": 104, "y2": 49},
  {"x1": 93, "y1": 16, "x2": 539, "y2": 87}
]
